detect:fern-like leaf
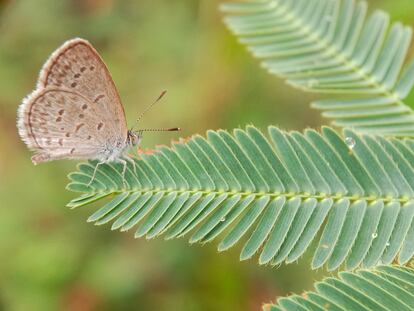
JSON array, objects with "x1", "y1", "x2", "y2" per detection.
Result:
[
  {"x1": 264, "y1": 265, "x2": 414, "y2": 311},
  {"x1": 221, "y1": 0, "x2": 414, "y2": 137},
  {"x1": 67, "y1": 126, "x2": 414, "y2": 271}
]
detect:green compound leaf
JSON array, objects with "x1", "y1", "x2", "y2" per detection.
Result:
[
  {"x1": 66, "y1": 126, "x2": 414, "y2": 271},
  {"x1": 264, "y1": 265, "x2": 414, "y2": 311},
  {"x1": 221, "y1": 0, "x2": 414, "y2": 137}
]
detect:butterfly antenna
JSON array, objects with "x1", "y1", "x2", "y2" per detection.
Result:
[
  {"x1": 138, "y1": 127, "x2": 180, "y2": 133},
  {"x1": 132, "y1": 90, "x2": 167, "y2": 129}
]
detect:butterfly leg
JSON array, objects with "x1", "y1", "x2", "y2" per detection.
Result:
[
  {"x1": 88, "y1": 161, "x2": 104, "y2": 187},
  {"x1": 118, "y1": 159, "x2": 128, "y2": 189},
  {"x1": 125, "y1": 156, "x2": 137, "y2": 176}
]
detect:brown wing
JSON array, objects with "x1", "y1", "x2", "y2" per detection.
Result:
[
  {"x1": 38, "y1": 38, "x2": 127, "y2": 139},
  {"x1": 18, "y1": 88, "x2": 116, "y2": 163},
  {"x1": 17, "y1": 38, "x2": 129, "y2": 164}
]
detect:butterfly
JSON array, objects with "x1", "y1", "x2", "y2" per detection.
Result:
[{"x1": 17, "y1": 38, "x2": 179, "y2": 186}]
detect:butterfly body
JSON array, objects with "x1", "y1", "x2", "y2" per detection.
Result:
[
  {"x1": 15, "y1": 38, "x2": 150, "y2": 186},
  {"x1": 17, "y1": 38, "x2": 178, "y2": 186},
  {"x1": 92, "y1": 130, "x2": 141, "y2": 163}
]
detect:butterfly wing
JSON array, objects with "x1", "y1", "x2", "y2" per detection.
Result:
[
  {"x1": 17, "y1": 38, "x2": 128, "y2": 164},
  {"x1": 37, "y1": 38, "x2": 128, "y2": 137},
  {"x1": 18, "y1": 88, "x2": 116, "y2": 163}
]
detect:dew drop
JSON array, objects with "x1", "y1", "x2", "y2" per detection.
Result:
[
  {"x1": 220, "y1": 217, "x2": 226, "y2": 222},
  {"x1": 372, "y1": 232, "x2": 378, "y2": 239},
  {"x1": 345, "y1": 137, "x2": 356, "y2": 149},
  {"x1": 386, "y1": 242, "x2": 390, "y2": 247}
]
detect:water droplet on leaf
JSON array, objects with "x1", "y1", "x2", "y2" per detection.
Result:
[
  {"x1": 345, "y1": 137, "x2": 356, "y2": 149},
  {"x1": 372, "y1": 232, "x2": 378, "y2": 239}
]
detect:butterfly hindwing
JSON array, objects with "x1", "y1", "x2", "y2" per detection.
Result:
[{"x1": 18, "y1": 88, "x2": 115, "y2": 163}]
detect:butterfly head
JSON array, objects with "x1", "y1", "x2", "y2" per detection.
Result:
[{"x1": 127, "y1": 130, "x2": 142, "y2": 146}]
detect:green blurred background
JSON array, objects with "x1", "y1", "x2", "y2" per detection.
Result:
[{"x1": 0, "y1": 1, "x2": 413, "y2": 310}]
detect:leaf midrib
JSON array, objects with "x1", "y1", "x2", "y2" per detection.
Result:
[{"x1": 82, "y1": 188, "x2": 413, "y2": 204}]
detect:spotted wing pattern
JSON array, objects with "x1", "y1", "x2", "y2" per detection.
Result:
[
  {"x1": 17, "y1": 38, "x2": 128, "y2": 164},
  {"x1": 19, "y1": 88, "x2": 117, "y2": 163}
]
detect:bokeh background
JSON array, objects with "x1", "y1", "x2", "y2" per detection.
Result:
[{"x1": 0, "y1": 0, "x2": 413, "y2": 310}]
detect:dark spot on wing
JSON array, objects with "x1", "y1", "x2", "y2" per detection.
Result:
[
  {"x1": 70, "y1": 148, "x2": 75, "y2": 154},
  {"x1": 75, "y1": 123, "x2": 84, "y2": 132},
  {"x1": 90, "y1": 66, "x2": 95, "y2": 71},
  {"x1": 65, "y1": 132, "x2": 70, "y2": 137},
  {"x1": 97, "y1": 122, "x2": 103, "y2": 130},
  {"x1": 58, "y1": 138, "x2": 63, "y2": 146},
  {"x1": 71, "y1": 82, "x2": 77, "y2": 88},
  {"x1": 56, "y1": 117, "x2": 62, "y2": 122},
  {"x1": 81, "y1": 104, "x2": 88, "y2": 110},
  {"x1": 93, "y1": 94, "x2": 105, "y2": 103},
  {"x1": 74, "y1": 73, "x2": 81, "y2": 78},
  {"x1": 80, "y1": 67, "x2": 86, "y2": 72},
  {"x1": 79, "y1": 114, "x2": 84, "y2": 119},
  {"x1": 58, "y1": 109, "x2": 64, "y2": 115}
]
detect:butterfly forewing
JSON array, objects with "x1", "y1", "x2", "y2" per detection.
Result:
[
  {"x1": 38, "y1": 38, "x2": 127, "y2": 136},
  {"x1": 17, "y1": 38, "x2": 128, "y2": 164}
]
